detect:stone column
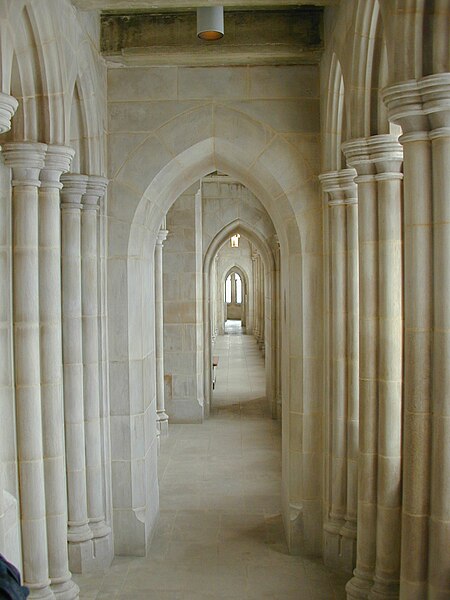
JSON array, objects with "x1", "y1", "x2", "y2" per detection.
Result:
[
  {"x1": 2, "y1": 141, "x2": 53, "y2": 599},
  {"x1": 39, "y1": 145, "x2": 79, "y2": 599},
  {"x1": 345, "y1": 177, "x2": 359, "y2": 558},
  {"x1": 319, "y1": 168, "x2": 358, "y2": 572},
  {"x1": 343, "y1": 136, "x2": 403, "y2": 599},
  {"x1": 81, "y1": 176, "x2": 112, "y2": 566},
  {"x1": 369, "y1": 136, "x2": 403, "y2": 600},
  {"x1": 0, "y1": 92, "x2": 17, "y2": 565},
  {"x1": 342, "y1": 140, "x2": 380, "y2": 599},
  {"x1": 383, "y1": 73, "x2": 450, "y2": 600},
  {"x1": 427, "y1": 94, "x2": 450, "y2": 600},
  {"x1": 259, "y1": 254, "x2": 265, "y2": 352},
  {"x1": 252, "y1": 252, "x2": 259, "y2": 339},
  {"x1": 155, "y1": 228, "x2": 169, "y2": 435},
  {"x1": 60, "y1": 173, "x2": 93, "y2": 574}
]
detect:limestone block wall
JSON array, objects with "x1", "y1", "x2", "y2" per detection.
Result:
[{"x1": 163, "y1": 184, "x2": 204, "y2": 423}]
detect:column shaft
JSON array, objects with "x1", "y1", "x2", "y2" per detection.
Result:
[
  {"x1": 399, "y1": 133, "x2": 432, "y2": 599},
  {"x1": 155, "y1": 229, "x2": 169, "y2": 434},
  {"x1": 353, "y1": 173, "x2": 378, "y2": 596},
  {"x1": 381, "y1": 71, "x2": 450, "y2": 600},
  {"x1": 81, "y1": 176, "x2": 111, "y2": 548},
  {"x1": 329, "y1": 201, "x2": 347, "y2": 527},
  {"x1": 3, "y1": 141, "x2": 53, "y2": 599},
  {"x1": 345, "y1": 199, "x2": 359, "y2": 538},
  {"x1": 252, "y1": 254, "x2": 259, "y2": 339},
  {"x1": 60, "y1": 174, "x2": 93, "y2": 573},
  {"x1": 370, "y1": 171, "x2": 403, "y2": 599},
  {"x1": 319, "y1": 168, "x2": 358, "y2": 573},
  {"x1": 429, "y1": 126, "x2": 450, "y2": 600},
  {"x1": 342, "y1": 138, "x2": 379, "y2": 598},
  {"x1": 39, "y1": 146, "x2": 79, "y2": 599}
]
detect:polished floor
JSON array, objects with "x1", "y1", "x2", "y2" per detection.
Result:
[{"x1": 74, "y1": 322, "x2": 347, "y2": 599}]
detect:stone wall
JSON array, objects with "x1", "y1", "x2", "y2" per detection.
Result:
[{"x1": 163, "y1": 184, "x2": 204, "y2": 423}]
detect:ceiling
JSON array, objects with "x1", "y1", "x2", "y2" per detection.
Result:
[{"x1": 73, "y1": 0, "x2": 337, "y2": 11}]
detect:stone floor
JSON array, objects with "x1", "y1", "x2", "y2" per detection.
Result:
[{"x1": 74, "y1": 321, "x2": 347, "y2": 599}]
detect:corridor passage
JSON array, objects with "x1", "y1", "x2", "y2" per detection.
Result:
[{"x1": 75, "y1": 329, "x2": 346, "y2": 599}]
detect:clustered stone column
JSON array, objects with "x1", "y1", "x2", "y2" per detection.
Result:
[
  {"x1": 2, "y1": 141, "x2": 53, "y2": 599},
  {"x1": 382, "y1": 73, "x2": 450, "y2": 600},
  {"x1": 39, "y1": 145, "x2": 79, "y2": 599},
  {"x1": 258, "y1": 253, "x2": 265, "y2": 353},
  {"x1": 81, "y1": 177, "x2": 112, "y2": 556},
  {"x1": 271, "y1": 234, "x2": 281, "y2": 419},
  {"x1": 155, "y1": 227, "x2": 169, "y2": 437},
  {"x1": 0, "y1": 93, "x2": 18, "y2": 571},
  {"x1": 319, "y1": 168, "x2": 359, "y2": 573},
  {"x1": 251, "y1": 250, "x2": 265, "y2": 351},
  {"x1": 61, "y1": 172, "x2": 112, "y2": 574},
  {"x1": 343, "y1": 135, "x2": 403, "y2": 600},
  {"x1": 251, "y1": 252, "x2": 259, "y2": 339},
  {"x1": 60, "y1": 174, "x2": 93, "y2": 573}
]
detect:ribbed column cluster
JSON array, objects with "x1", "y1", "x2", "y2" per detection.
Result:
[
  {"x1": 382, "y1": 73, "x2": 450, "y2": 600},
  {"x1": 61, "y1": 173, "x2": 112, "y2": 574},
  {"x1": 319, "y1": 168, "x2": 359, "y2": 573},
  {"x1": 3, "y1": 142, "x2": 54, "y2": 599},
  {"x1": 342, "y1": 135, "x2": 404, "y2": 600},
  {"x1": 251, "y1": 250, "x2": 265, "y2": 351},
  {"x1": 81, "y1": 177, "x2": 111, "y2": 551}
]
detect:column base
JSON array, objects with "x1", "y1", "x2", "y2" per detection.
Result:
[
  {"x1": 346, "y1": 569, "x2": 374, "y2": 599},
  {"x1": 68, "y1": 531, "x2": 113, "y2": 574},
  {"x1": 324, "y1": 521, "x2": 356, "y2": 573},
  {"x1": 156, "y1": 412, "x2": 169, "y2": 436},
  {"x1": 26, "y1": 581, "x2": 54, "y2": 600},
  {"x1": 90, "y1": 519, "x2": 111, "y2": 540},
  {"x1": 368, "y1": 579, "x2": 400, "y2": 600},
  {"x1": 51, "y1": 576, "x2": 80, "y2": 600},
  {"x1": 92, "y1": 531, "x2": 114, "y2": 570}
]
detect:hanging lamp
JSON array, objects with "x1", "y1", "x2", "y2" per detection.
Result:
[{"x1": 197, "y1": 6, "x2": 224, "y2": 41}]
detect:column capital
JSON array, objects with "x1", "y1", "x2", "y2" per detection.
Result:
[
  {"x1": 82, "y1": 175, "x2": 108, "y2": 210},
  {"x1": 0, "y1": 92, "x2": 18, "y2": 134},
  {"x1": 382, "y1": 73, "x2": 450, "y2": 134},
  {"x1": 61, "y1": 173, "x2": 88, "y2": 209},
  {"x1": 319, "y1": 168, "x2": 357, "y2": 205},
  {"x1": 2, "y1": 141, "x2": 47, "y2": 187},
  {"x1": 156, "y1": 229, "x2": 168, "y2": 245},
  {"x1": 367, "y1": 135, "x2": 403, "y2": 175},
  {"x1": 41, "y1": 145, "x2": 75, "y2": 190},
  {"x1": 342, "y1": 135, "x2": 403, "y2": 177},
  {"x1": 341, "y1": 138, "x2": 374, "y2": 177}
]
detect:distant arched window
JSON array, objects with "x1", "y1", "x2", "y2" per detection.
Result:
[{"x1": 225, "y1": 272, "x2": 242, "y2": 305}]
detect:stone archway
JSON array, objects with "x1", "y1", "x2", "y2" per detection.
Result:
[{"x1": 108, "y1": 104, "x2": 323, "y2": 557}]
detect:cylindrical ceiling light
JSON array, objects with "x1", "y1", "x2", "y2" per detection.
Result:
[{"x1": 197, "y1": 6, "x2": 224, "y2": 41}]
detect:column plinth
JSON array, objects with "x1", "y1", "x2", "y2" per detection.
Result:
[{"x1": 2, "y1": 141, "x2": 54, "y2": 599}]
